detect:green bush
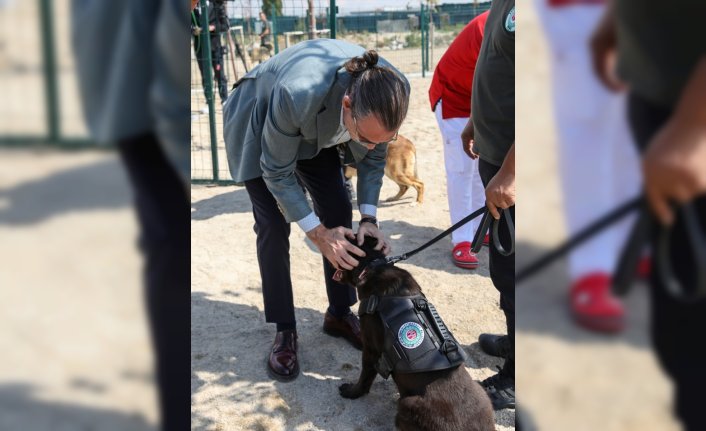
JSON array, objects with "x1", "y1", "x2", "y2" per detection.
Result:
[{"x1": 405, "y1": 31, "x2": 422, "y2": 48}]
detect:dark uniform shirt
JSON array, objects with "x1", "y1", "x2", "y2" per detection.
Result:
[
  {"x1": 615, "y1": 0, "x2": 706, "y2": 109},
  {"x1": 192, "y1": 0, "x2": 229, "y2": 47},
  {"x1": 471, "y1": 0, "x2": 515, "y2": 167}
]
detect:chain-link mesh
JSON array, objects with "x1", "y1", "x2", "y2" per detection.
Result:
[
  {"x1": 0, "y1": 0, "x2": 47, "y2": 139},
  {"x1": 191, "y1": 0, "x2": 490, "y2": 183},
  {"x1": 0, "y1": 0, "x2": 89, "y2": 144}
]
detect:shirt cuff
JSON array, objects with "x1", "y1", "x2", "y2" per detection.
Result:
[
  {"x1": 296, "y1": 211, "x2": 321, "y2": 233},
  {"x1": 359, "y1": 204, "x2": 377, "y2": 218}
]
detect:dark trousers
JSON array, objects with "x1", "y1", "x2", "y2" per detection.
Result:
[
  {"x1": 117, "y1": 133, "x2": 189, "y2": 431},
  {"x1": 628, "y1": 94, "x2": 706, "y2": 431},
  {"x1": 478, "y1": 159, "x2": 515, "y2": 378},
  {"x1": 243, "y1": 147, "x2": 358, "y2": 325},
  {"x1": 193, "y1": 35, "x2": 228, "y2": 103}
]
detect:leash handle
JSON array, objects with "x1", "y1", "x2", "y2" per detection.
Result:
[
  {"x1": 470, "y1": 208, "x2": 515, "y2": 256},
  {"x1": 657, "y1": 203, "x2": 706, "y2": 302},
  {"x1": 471, "y1": 209, "x2": 492, "y2": 254},
  {"x1": 492, "y1": 208, "x2": 515, "y2": 256},
  {"x1": 612, "y1": 203, "x2": 652, "y2": 296}
]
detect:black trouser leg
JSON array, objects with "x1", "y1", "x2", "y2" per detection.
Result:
[
  {"x1": 243, "y1": 177, "x2": 295, "y2": 325},
  {"x1": 116, "y1": 133, "x2": 189, "y2": 431},
  {"x1": 295, "y1": 147, "x2": 358, "y2": 310},
  {"x1": 627, "y1": 94, "x2": 706, "y2": 431},
  {"x1": 210, "y1": 38, "x2": 228, "y2": 103},
  {"x1": 479, "y1": 159, "x2": 515, "y2": 378}
]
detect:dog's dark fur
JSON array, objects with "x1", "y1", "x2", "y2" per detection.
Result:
[{"x1": 338, "y1": 237, "x2": 495, "y2": 431}]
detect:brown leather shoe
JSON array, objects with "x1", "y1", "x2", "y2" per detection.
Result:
[
  {"x1": 323, "y1": 311, "x2": 363, "y2": 350},
  {"x1": 267, "y1": 329, "x2": 299, "y2": 382}
]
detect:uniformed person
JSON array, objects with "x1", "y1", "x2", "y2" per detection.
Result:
[
  {"x1": 461, "y1": 0, "x2": 516, "y2": 410},
  {"x1": 192, "y1": 0, "x2": 229, "y2": 104}
]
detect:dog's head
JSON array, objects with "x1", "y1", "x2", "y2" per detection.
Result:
[
  {"x1": 335, "y1": 235, "x2": 421, "y2": 299},
  {"x1": 335, "y1": 236, "x2": 387, "y2": 286}
]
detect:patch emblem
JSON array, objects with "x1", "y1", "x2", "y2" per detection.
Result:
[
  {"x1": 505, "y1": 7, "x2": 515, "y2": 32},
  {"x1": 398, "y1": 322, "x2": 425, "y2": 349}
]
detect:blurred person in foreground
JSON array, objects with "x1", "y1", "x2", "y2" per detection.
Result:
[
  {"x1": 223, "y1": 39, "x2": 409, "y2": 382},
  {"x1": 71, "y1": 1, "x2": 190, "y2": 430},
  {"x1": 428, "y1": 10, "x2": 489, "y2": 270},
  {"x1": 536, "y1": 0, "x2": 642, "y2": 334},
  {"x1": 461, "y1": 0, "x2": 516, "y2": 410},
  {"x1": 192, "y1": 0, "x2": 230, "y2": 105},
  {"x1": 592, "y1": 1, "x2": 706, "y2": 429}
]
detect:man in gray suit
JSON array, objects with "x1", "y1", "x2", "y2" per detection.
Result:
[{"x1": 223, "y1": 39, "x2": 410, "y2": 381}]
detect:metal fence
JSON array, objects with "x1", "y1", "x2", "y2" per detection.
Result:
[
  {"x1": 191, "y1": 0, "x2": 490, "y2": 184},
  {"x1": 0, "y1": 0, "x2": 90, "y2": 147}
]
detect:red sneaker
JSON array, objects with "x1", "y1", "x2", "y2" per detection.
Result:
[
  {"x1": 569, "y1": 272, "x2": 625, "y2": 333},
  {"x1": 452, "y1": 242, "x2": 479, "y2": 269}
]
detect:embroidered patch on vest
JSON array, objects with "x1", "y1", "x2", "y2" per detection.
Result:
[
  {"x1": 505, "y1": 7, "x2": 516, "y2": 32},
  {"x1": 398, "y1": 322, "x2": 425, "y2": 349}
]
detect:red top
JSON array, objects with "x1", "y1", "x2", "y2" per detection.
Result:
[{"x1": 428, "y1": 11, "x2": 488, "y2": 119}]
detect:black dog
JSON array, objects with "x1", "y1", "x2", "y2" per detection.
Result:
[{"x1": 337, "y1": 237, "x2": 495, "y2": 431}]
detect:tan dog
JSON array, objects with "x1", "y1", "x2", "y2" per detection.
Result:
[{"x1": 344, "y1": 135, "x2": 425, "y2": 205}]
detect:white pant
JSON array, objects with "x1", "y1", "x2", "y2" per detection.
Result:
[
  {"x1": 536, "y1": 1, "x2": 641, "y2": 279},
  {"x1": 434, "y1": 102, "x2": 486, "y2": 246}
]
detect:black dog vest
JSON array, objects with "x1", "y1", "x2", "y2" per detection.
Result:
[{"x1": 358, "y1": 294, "x2": 468, "y2": 379}]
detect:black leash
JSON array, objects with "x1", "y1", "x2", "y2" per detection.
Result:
[
  {"x1": 516, "y1": 195, "x2": 706, "y2": 302},
  {"x1": 612, "y1": 200, "x2": 706, "y2": 302},
  {"x1": 516, "y1": 196, "x2": 643, "y2": 283},
  {"x1": 372, "y1": 205, "x2": 515, "y2": 268}
]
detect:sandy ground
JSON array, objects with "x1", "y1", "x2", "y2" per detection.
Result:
[
  {"x1": 0, "y1": 148, "x2": 158, "y2": 430},
  {"x1": 1, "y1": 1, "x2": 155, "y2": 429},
  {"x1": 515, "y1": 1, "x2": 680, "y2": 430},
  {"x1": 191, "y1": 76, "x2": 516, "y2": 429}
]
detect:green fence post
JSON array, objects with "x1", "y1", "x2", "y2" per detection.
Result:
[
  {"x1": 199, "y1": 0, "x2": 219, "y2": 181},
  {"x1": 39, "y1": 0, "x2": 59, "y2": 143},
  {"x1": 425, "y1": 8, "x2": 431, "y2": 73},
  {"x1": 271, "y1": 4, "x2": 279, "y2": 54},
  {"x1": 329, "y1": 0, "x2": 336, "y2": 39},
  {"x1": 420, "y1": 3, "x2": 426, "y2": 77}
]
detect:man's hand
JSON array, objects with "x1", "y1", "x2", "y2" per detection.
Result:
[
  {"x1": 590, "y1": 4, "x2": 626, "y2": 92},
  {"x1": 461, "y1": 117, "x2": 479, "y2": 159},
  {"x1": 306, "y1": 225, "x2": 366, "y2": 270},
  {"x1": 643, "y1": 119, "x2": 706, "y2": 226},
  {"x1": 485, "y1": 169, "x2": 515, "y2": 220},
  {"x1": 192, "y1": 26, "x2": 202, "y2": 36},
  {"x1": 485, "y1": 143, "x2": 515, "y2": 219},
  {"x1": 356, "y1": 222, "x2": 391, "y2": 255},
  {"x1": 643, "y1": 57, "x2": 706, "y2": 225}
]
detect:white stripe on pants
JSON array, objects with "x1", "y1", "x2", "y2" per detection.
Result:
[{"x1": 434, "y1": 101, "x2": 486, "y2": 246}]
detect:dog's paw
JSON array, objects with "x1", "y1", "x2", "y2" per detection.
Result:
[{"x1": 339, "y1": 382, "x2": 364, "y2": 399}]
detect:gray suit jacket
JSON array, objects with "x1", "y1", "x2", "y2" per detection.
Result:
[{"x1": 223, "y1": 39, "x2": 409, "y2": 223}]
